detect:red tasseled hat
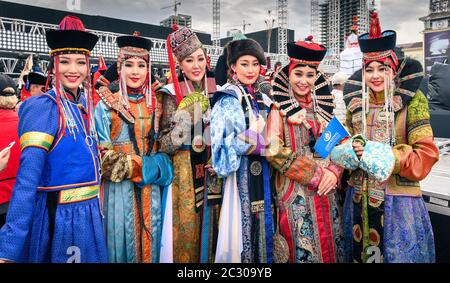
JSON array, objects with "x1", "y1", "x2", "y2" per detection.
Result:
[
  {"x1": 358, "y1": 11, "x2": 396, "y2": 53},
  {"x1": 166, "y1": 24, "x2": 183, "y2": 105},
  {"x1": 358, "y1": 11, "x2": 399, "y2": 72},
  {"x1": 116, "y1": 30, "x2": 152, "y2": 51},
  {"x1": 57, "y1": 15, "x2": 86, "y2": 31},
  {"x1": 369, "y1": 12, "x2": 381, "y2": 39},
  {"x1": 287, "y1": 36, "x2": 327, "y2": 73},
  {"x1": 45, "y1": 15, "x2": 98, "y2": 56}
]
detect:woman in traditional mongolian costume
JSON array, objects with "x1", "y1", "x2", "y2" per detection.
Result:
[
  {"x1": 331, "y1": 12, "x2": 438, "y2": 263},
  {"x1": 210, "y1": 38, "x2": 274, "y2": 263},
  {"x1": 265, "y1": 38, "x2": 345, "y2": 263},
  {"x1": 156, "y1": 26, "x2": 221, "y2": 263},
  {"x1": 0, "y1": 16, "x2": 108, "y2": 263},
  {"x1": 94, "y1": 32, "x2": 173, "y2": 263}
]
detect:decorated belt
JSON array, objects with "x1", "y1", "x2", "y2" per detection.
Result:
[{"x1": 57, "y1": 185, "x2": 99, "y2": 204}]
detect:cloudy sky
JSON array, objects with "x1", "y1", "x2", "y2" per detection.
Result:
[{"x1": 6, "y1": 0, "x2": 429, "y2": 44}]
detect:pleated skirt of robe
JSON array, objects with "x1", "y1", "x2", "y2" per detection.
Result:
[{"x1": 102, "y1": 180, "x2": 162, "y2": 263}]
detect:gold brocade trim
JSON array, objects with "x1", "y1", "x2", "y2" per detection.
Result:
[
  {"x1": 20, "y1": 131, "x2": 54, "y2": 151},
  {"x1": 59, "y1": 186, "x2": 99, "y2": 204},
  {"x1": 386, "y1": 175, "x2": 421, "y2": 196},
  {"x1": 251, "y1": 200, "x2": 265, "y2": 213},
  {"x1": 280, "y1": 152, "x2": 298, "y2": 175},
  {"x1": 127, "y1": 155, "x2": 133, "y2": 179},
  {"x1": 408, "y1": 126, "x2": 433, "y2": 145},
  {"x1": 207, "y1": 195, "x2": 222, "y2": 200},
  {"x1": 266, "y1": 139, "x2": 295, "y2": 173},
  {"x1": 99, "y1": 142, "x2": 113, "y2": 150},
  {"x1": 363, "y1": 50, "x2": 392, "y2": 61},
  {"x1": 50, "y1": 47, "x2": 90, "y2": 56},
  {"x1": 289, "y1": 58, "x2": 321, "y2": 66},
  {"x1": 195, "y1": 186, "x2": 204, "y2": 194},
  {"x1": 392, "y1": 147, "x2": 402, "y2": 175}
]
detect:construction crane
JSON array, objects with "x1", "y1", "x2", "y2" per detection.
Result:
[
  {"x1": 162, "y1": 0, "x2": 182, "y2": 17},
  {"x1": 225, "y1": 20, "x2": 251, "y2": 34}
]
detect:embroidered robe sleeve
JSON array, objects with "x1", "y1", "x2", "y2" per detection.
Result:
[
  {"x1": 210, "y1": 94, "x2": 253, "y2": 178},
  {"x1": 391, "y1": 91, "x2": 439, "y2": 181},
  {"x1": 345, "y1": 109, "x2": 354, "y2": 136},
  {"x1": 265, "y1": 107, "x2": 324, "y2": 188},
  {"x1": 156, "y1": 91, "x2": 191, "y2": 155},
  {"x1": 0, "y1": 95, "x2": 57, "y2": 262},
  {"x1": 94, "y1": 101, "x2": 142, "y2": 183}
]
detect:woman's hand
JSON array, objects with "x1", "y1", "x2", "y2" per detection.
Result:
[
  {"x1": 352, "y1": 141, "x2": 364, "y2": 158},
  {"x1": 205, "y1": 164, "x2": 216, "y2": 176},
  {"x1": 249, "y1": 114, "x2": 265, "y2": 134},
  {"x1": 317, "y1": 168, "x2": 338, "y2": 196},
  {"x1": 0, "y1": 146, "x2": 11, "y2": 173}
]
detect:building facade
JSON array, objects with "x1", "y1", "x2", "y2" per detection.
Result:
[
  {"x1": 398, "y1": 42, "x2": 424, "y2": 67},
  {"x1": 420, "y1": 0, "x2": 450, "y2": 73},
  {"x1": 160, "y1": 14, "x2": 192, "y2": 29},
  {"x1": 314, "y1": 0, "x2": 373, "y2": 51},
  {"x1": 421, "y1": 0, "x2": 450, "y2": 30}
]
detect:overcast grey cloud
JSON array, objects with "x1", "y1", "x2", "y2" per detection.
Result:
[{"x1": 5, "y1": 0, "x2": 429, "y2": 44}]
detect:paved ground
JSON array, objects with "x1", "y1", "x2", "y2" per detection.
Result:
[{"x1": 421, "y1": 153, "x2": 450, "y2": 197}]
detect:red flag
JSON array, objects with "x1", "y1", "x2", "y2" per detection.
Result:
[
  {"x1": 98, "y1": 55, "x2": 107, "y2": 72},
  {"x1": 21, "y1": 88, "x2": 32, "y2": 101},
  {"x1": 92, "y1": 55, "x2": 108, "y2": 107}
]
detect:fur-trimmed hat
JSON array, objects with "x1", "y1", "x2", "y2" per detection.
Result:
[{"x1": 226, "y1": 38, "x2": 266, "y2": 67}]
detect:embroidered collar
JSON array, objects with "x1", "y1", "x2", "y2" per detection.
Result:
[{"x1": 272, "y1": 65, "x2": 334, "y2": 130}]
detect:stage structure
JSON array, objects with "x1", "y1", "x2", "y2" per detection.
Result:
[{"x1": 0, "y1": 1, "x2": 292, "y2": 77}]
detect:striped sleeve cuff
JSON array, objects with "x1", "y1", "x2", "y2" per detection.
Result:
[{"x1": 20, "y1": 131, "x2": 54, "y2": 152}]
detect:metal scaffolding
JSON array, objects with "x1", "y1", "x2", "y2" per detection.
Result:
[
  {"x1": 277, "y1": 0, "x2": 288, "y2": 64},
  {"x1": 212, "y1": 0, "x2": 220, "y2": 47},
  {"x1": 0, "y1": 16, "x2": 224, "y2": 76},
  {"x1": 311, "y1": 0, "x2": 372, "y2": 70},
  {"x1": 359, "y1": 0, "x2": 370, "y2": 34},
  {"x1": 328, "y1": 0, "x2": 340, "y2": 65},
  {"x1": 311, "y1": 0, "x2": 320, "y2": 40}
]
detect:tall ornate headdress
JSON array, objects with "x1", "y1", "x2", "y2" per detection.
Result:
[
  {"x1": 344, "y1": 11, "x2": 424, "y2": 145},
  {"x1": 116, "y1": 31, "x2": 153, "y2": 110},
  {"x1": 45, "y1": 15, "x2": 99, "y2": 138},
  {"x1": 166, "y1": 25, "x2": 204, "y2": 105},
  {"x1": 272, "y1": 37, "x2": 334, "y2": 132}
]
